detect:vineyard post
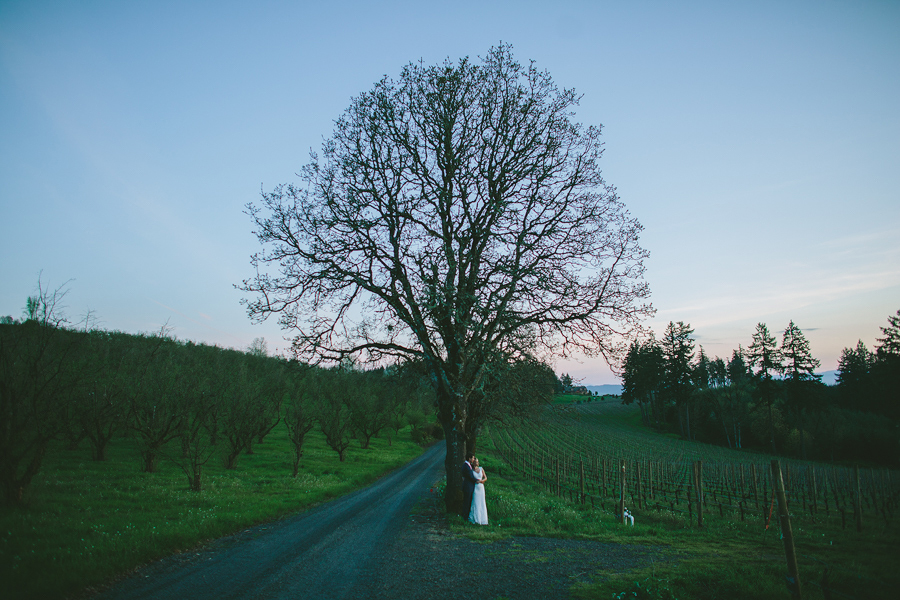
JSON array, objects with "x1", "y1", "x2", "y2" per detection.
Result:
[
  {"x1": 636, "y1": 462, "x2": 643, "y2": 509},
  {"x1": 580, "y1": 458, "x2": 585, "y2": 505},
  {"x1": 771, "y1": 460, "x2": 802, "y2": 599},
  {"x1": 695, "y1": 460, "x2": 704, "y2": 528},
  {"x1": 619, "y1": 459, "x2": 626, "y2": 524},
  {"x1": 810, "y1": 467, "x2": 817, "y2": 516},
  {"x1": 888, "y1": 471, "x2": 893, "y2": 511},
  {"x1": 740, "y1": 464, "x2": 745, "y2": 499},
  {"x1": 602, "y1": 459, "x2": 607, "y2": 497},
  {"x1": 687, "y1": 479, "x2": 694, "y2": 526},
  {"x1": 752, "y1": 464, "x2": 758, "y2": 509},
  {"x1": 832, "y1": 467, "x2": 843, "y2": 528},
  {"x1": 854, "y1": 465, "x2": 863, "y2": 532},
  {"x1": 556, "y1": 457, "x2": 560, "y2": 497}
]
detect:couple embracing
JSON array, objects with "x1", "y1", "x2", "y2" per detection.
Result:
[{"x1": 461, "y1": 454, "x2": 489, "y2": 525}]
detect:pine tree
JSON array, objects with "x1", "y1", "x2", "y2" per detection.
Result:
[
  {"x1": 875, "y1": 309, "x2": 900, "y2": 356},
  {"x1": 622, "y1": 338, "x2": 664, "y2": 428},
  {"x1": 780, "y1": 320, "x2": 821, "y2": 459},
  {"x1": 836, "y1": 340, "x2": 875, "y2": 411},
  {"x1": 746, "y1": 323, "x2": 782, "y2": 453},
  {"x1": 660, "y1": 321, "x2": 696, "y2": 439},
  {"x1": 724, "y1": 348, "x2": 752, "y2": 448},
  {"x1": 872, "y1": 310, "x2": 900, "y2": 419}
]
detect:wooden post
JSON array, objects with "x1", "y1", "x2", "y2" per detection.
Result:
[
  {"x1": 636, "y1": 462, "x2": 643, "y2": 509},
  {"x1": 556, "y1": 458, "x2": 561, "y2": 497},
  {"x1": 687, "y1": 482, "x2": 694, "y2": 526},
  {"x1": 619, "y1": 459, "x2": 626, "y2": 524},
  {"x1": 810, "y1": 467, "x2": 817, "y2": 516},
  {"x1": 695, "y1": 460, "x2": 704, "y2": 528},
  {"x1": 771, "y1": 460, "x2": 802, "y2": 599},
  {"x1": 752, "y1": 464, "x2": 759, "y2": 508},
  {"x1": 580, "y1": 458, "x2": 585, "y2": 505},
  {"x1": 602, "y1": 459, "x2": 607, "y2": 497},
  {"x1": 855, "y1": 465, "x2": 863, "y2": 532},
  {"x1": 740, "y1": 464, "x2": 746, "y2": 501}
]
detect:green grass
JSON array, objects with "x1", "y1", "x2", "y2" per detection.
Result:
[
  {"x1": 0, "y1": 426, "x2": 425, "y2": 599},
  {"x1": 449, "y1": 432, "x2": 900, "y2": 599}
]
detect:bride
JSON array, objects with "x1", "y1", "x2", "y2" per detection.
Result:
[{"x1": 468, "y1": 458, "x2": 489, "y2": 525}]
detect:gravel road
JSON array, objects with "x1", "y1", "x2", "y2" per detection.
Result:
[{"x1": 95, "y1": 444, "x2": 664, "y2": 600}]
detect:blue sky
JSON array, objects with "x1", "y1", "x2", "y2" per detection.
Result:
[{"x1": 2, "y1": 0, "x2": 898, "y2": 384}]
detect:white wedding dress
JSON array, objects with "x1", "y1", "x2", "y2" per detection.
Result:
[{"x1": 469, "y1": 468, "x2": 488, "y2": 525}]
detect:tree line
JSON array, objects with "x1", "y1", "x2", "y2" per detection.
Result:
[
  {"x1": 0, "y1": 285, "x2": 440, "y2": 506},
  {"x1": 621, "y1": 312, "x2": 900, "y2": 465}
]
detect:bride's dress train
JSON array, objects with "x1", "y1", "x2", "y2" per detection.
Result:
[{"x1": 469, "y1": 468, "x2": 488, "y2": 525}]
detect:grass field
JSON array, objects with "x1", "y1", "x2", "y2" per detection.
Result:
[
  {"x1": 5, "y1": 397, "x2": 896, "y2": 600},
  {"x1": 449, "y1": 401, "x2": 900, "y2": 600},
  {"x1": 0, "y1": 426, "x2": 425, "y2": 599}
]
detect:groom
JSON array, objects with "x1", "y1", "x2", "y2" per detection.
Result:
[{"x1": 461, "y1": 453, "x2": 481, "y2": 517}]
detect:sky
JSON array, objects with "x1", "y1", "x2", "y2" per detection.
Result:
[{"x1": 1, "y1": 0, "x2": 898, "y2": 384}]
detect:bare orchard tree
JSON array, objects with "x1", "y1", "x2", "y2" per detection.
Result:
[{"x1": 242, "y1": 44, "x2": 652, "y2": 514}]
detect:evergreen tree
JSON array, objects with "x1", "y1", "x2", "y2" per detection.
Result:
[
  {"x1": 780, "y1": 320, "x2": 821, "y2": 458},
  {"x1": 724, "y1": 348, "x2": 752, "y2": 449},
  {"x1": 660, "y1": 321, "x2": 696, "y2": 439},
  {"x1": 746, "y1": 323, "x2": 782, "y2": 453},
  {"x1": 872, "y1": 309, "x2": 900, "y2": 420},
  {"x1": 621, "y1": 337, "x2": 664, "y2": 428},
  {"x1": 875, "y1": 309, "x2": 900, "y2": 356},
  {"x1": 836, "y1": 340, "x2": 874, "y2": 410}
]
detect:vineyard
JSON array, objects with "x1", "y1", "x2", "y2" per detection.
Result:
[{"x1": 490, "y1": 400, "x2": 900, "y2": 533}]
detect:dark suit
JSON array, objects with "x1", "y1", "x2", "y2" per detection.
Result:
[{"x1": 461, "y1": 461, "x2": 480, "y2": 517}]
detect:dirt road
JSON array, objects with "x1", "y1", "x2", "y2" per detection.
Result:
[{"x1": 96, "y1": 444, "x2": 663, "y2": 599}]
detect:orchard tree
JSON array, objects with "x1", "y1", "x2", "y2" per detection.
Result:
[
  {"x1": 283, "y1": 366, "x2": 317, "y2": 477},
  {"x1": 315, "y1": 370, "x2": 355, "y2": 462},
  {"x1": 241, "y1": 44, "x2": 653, "y2": 513},
  {"x1": 0, "y1": 282, "x2": 83, "y2": 505}
]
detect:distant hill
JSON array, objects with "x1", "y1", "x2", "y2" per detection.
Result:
[
  {"x1": 818, "y1": 370, "x2": 838, "y2": 385},
  {"x1": 585, "y1": 384, "x2": 622, "y2": 396}
]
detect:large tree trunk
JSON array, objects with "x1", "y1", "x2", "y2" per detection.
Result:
[
  {"x1": 638, "y1": 399, "x2": 650, "y2": 427},
  {"x1": 442, "y1": 421, "x2": 465, "y2": 515}
]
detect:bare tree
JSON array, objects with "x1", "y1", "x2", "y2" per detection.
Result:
[
  {"x1": 314, "y1": 370, "x2": 354, "y2": 462},
  {"x1": 284, "y1": 366, "x2": 317, "y2": 477},
  {"x1": 0, "y1": 280, "x2": 82, "y2": 505},
  {"x1": 23, "y1": 272, "x2": 72, "y2": 328},
  {"x1": 242, "y1": 44, "x2": 652, "y2": 513}
]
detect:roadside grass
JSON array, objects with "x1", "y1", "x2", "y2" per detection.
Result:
[
  {"x1": 449, "y1": 435, "x2": 900, "y2": 600},
  {"x1": 0, "y1": 426, "x2": 424, "y2": 600}
]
